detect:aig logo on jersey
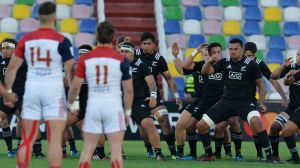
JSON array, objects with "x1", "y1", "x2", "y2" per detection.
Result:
[
  {"x1": 229, "y1": 71, "x2": 242, "y2": 80},
  {"x1": 208, "y1": 73, "x2": 222, "y2": 80},
  {"x1": 152, "y1": 61, "x2": 157, "y2": 67},
  {"x1": 2, "y1": 68, "x2": 7, "y2": 75}
]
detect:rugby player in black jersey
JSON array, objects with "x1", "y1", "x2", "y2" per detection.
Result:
[
  {"x1": 120, "y1": 41, "x2": 166, "y2": 161},
  {"x1": 0, "y1": 38, "x2": 45, "y2": 158},
  {"x1": 171, "y1": 42, "x2": 206, "y2": 160},
  {"x1": 135, "y1": 32, "x2": 182, "y2": 158},
  {"x1": 269, "y1": 48, "x2": 300, "y2": 162},
  {"x1": 281, "y1": 66, "x2": 300, "y2": 164},
  {"x1": 198, "y1": 38, "x2": 275, "y2": 163},
  {"x1": 243, "y1": 42, "x2": 288, "y2": 161},
  {"x1": 182, "y1": 42, "x2": 241, "y2": 161}
]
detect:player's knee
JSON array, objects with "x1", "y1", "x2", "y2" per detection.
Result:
[
  {"x1": 281, "y1": 127, "x2": 293, "y2": 137},
  {"x1": 215, "y1": 124, "x2": 226, "y2": 135},
  {"x1": 269, "y1": 122, "x2": 283, "y2": 136},
  {"x1": 273, "y1": 114, "x2": 288, "y2": 130},
  {"x1": 154, "y1": 109, "x2": 168, "y2": 121},
  {"x1": 197, "y1": 117, "x2": 212, "y2": 134},
  {"x1": 175, "y1": 118, "x2": 186, "y2": 130}
]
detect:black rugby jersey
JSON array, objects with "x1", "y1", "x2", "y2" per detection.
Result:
[
  {"x1": 212, "y1": 56, "x2": 262, "y2": 100},
  {"x1": 0, "y1": 57, "x2": 27, "y2": 96},
  {"x1": 131, "y1": 58, "x2": 153, "y2": 100},
  {"x1": 183, "y1": 62, "x2": 204, "y2": 99},
  {"x1": 280, "y1": 63, "x2": 300, "y2": 106}
]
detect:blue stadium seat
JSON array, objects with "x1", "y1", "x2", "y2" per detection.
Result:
[
  {"x1": 243, "y1": 21, "x2": 261, "y2": 35},
  {"x1": 229, "y1": 35, "x2": 246, "y2": 45},
  {"x1": 185, "y1": 6, "x2": 201, "y2": 20},
  {"x1": 174, "y1": 77, "x2": 185, "y2": 91},
  {"x1": 164, "y1": 20, "x2": 180, "y2": 34},
  {"x1": 241, "y1": 0, "x2": 258, "y2": 6},
  {"x1": 244, "y1": 7, "x2": 262, "y2": 21},
  {"x1": 15, "y1": 32, "x2": 27, "y2": 41},
  {"x1": 75, "y1": 0, "x2": 93, "y2": 5},
  {"x1": 266, "y1": 50, "x2": 284, "y2": 64},
  {"x1": 80, "y1": 18, "x2": 96, "y2": 33},
  {"x1": 188, "y1": 35, "x2": 206, "y2": 48},
  {"x1": 283, "y1": 22, "x2": 300, "y2": 36},
  {"x1": 279, "y1": 0, "x2": 298, "y2": 7},
  {"x1": 268, "y1": 35, "x2": 286, "y2": 50},
  {"x1": 202, "y1": 0, "x2": 218, "y2": 6},
  {"x1": 32, "y1": 4, "x2": 39, "y2": 19},
  {"x1": 74, "y1": 47, "x2": 79, "y2": 61}
]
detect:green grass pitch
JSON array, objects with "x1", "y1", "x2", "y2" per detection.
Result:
[{"x1": 0, "y1": 140, "x2": 299, "y2": 168}]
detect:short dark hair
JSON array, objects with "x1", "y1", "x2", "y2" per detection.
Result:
[
  {"x1": 140, "y1": 32, "x2": 155, "y2": 43},
  {"x1": 79, "y1": 44, "x2": 93, "y2": 51},
  {"x1": 2, "y1": 38, "x2": 18, "y2": 46},
  {"x1": 244, "y1": 42, "x2": 257, "y2": 54},
  {"x1": 96, "y1": 21, "x2": 115, "y2": 44},
  {"x1": 207, "y1": 42, "x2": 222, "y2": 55},
  {"x1": 229, "y1": 38, "x2": 243, "y2": 47},
  {"x1": 38, "y1": 2, "x2": 56, "y2": 15},
  {"x1": 121, "y1": 42, "x2": 135, "y2": 49}
]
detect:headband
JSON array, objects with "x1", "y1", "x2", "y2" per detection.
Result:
[
  {"x1": 1, "y1": 42, "x2": 15, "y2": 48},
  {"x1": 120, "y1": 45, "x2": 134, "y2": 53},
  {"x1": 78, "y1": 49, "x2": 90, "y2": 54}
]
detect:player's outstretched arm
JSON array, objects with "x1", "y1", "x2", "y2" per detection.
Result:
[
  {"x1": 201, "y1": 56, "x2": 216, "y2": 75},
  {"x1": 67, "y1": 76, "x2": 84, "y2": 112},
  {"x1": 256, "y1": 78, "x2": 267, "y2": 112},
  {"x1": 183, "y1": 43, "x2": 208, "y2": 70},
  {"x1": 271, "y1": 57, "x2": 293, "y2": 80},
  {"x1": 269, "y1": 79, "x2": 288, "y2": 108},
  {"x1": 144, "y1": 75, "x2": 157, "y2": 108},
  {"x1": 162, "y1": 71, "x2": 183, "y2": 109},
  {"x1": 284, "y1": 69, "x2": 300, "y2": 86},
  {"x1": 171, "y1": 43, "x2": 184, "y2": 74},
  {"x1": 122, "y1": 79, "x2": 133, "y2": 126},
  {"x1": 5, "y1": 56, "x2": 24, "y2": 91},
  {"x1": 64, "y1": 59, "x2": 76, "y2": 85}
]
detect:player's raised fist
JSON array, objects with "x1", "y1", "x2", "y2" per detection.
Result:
[{"x1": 172, "y1": 43, "x2": 179, "y2": 58}]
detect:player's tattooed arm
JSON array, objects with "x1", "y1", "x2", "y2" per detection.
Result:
[
  {"x1": 5, "y1": 56, "x2": 24, "y2": 92},
  {"x1": 271, "y1": 57, "x2": 293, "y2": 79},
  {"x1": 145, "y1": 75, "x2": 157, "y2": 108},
  {"x1": 256, "y1": 78, "x2": 267, "y2": 112},
  {"x1": 64, "y1": 59, "x2": 76, "y2": 85},
  {"x1": 162, "y1": 71, "x2": 183, "y2": 109},
  {"x1": 284, "y1": 69, "x2": 300, "y2": 86}
]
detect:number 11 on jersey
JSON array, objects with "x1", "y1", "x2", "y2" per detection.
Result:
[{"x1": 95, "y1": 65, "x2": 108, "y2": 85}]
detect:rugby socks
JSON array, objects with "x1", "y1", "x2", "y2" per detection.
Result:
[
  {"x1": 68, "y1": 138, "x2": 77, "y2": 151},
  {"x1": 176, "y1": 145, "x2": 184, "y2": 156},
  {"x1": 144, "y1": 143, "x2": 152, "y2": 153},
  {"x1": 154, "y1": 148, "x2": 162, "y2": 156},
  {"x1": 187, "y1": 132, "x2": 197, "y2": 157},
  {"x1": 257, "y1": 130, "x2": 272, "y2": 159},
  {"x1": 79, "y1": 161, "x2": 90, "y2": 168},
  {"x1": 2, "y1": 127, "x2": 13, "y2": 151},
  {"x1": 253, "y1": 135, "x2": 263, "y2": 157},
  {"x1": 33, "y1": 138, "x2": 42, "y2": 154},
  {"x1": 284, "y1": 135, "x2": 300, "y2": 161},
  {"x1": 214, "y1": 137, "x2": 224, "y2": 157},
  {"x1": 164, "y1": 133, "x2": 176, "y2": 155},
  {"x1": 269, "y1": 135, "x2": 280, "y2": 157},
  {"x1": 17, "y1": 137, "x2": 22, "y2": 149},
  {"x1": 199, "y1": 132, "x2": 213, "y2": 156},
  {"x1": 96, "y1": 145, "x2": 105, "y2": 156},
  {"x1": 223, "y1": 142, "x2": 232, "y2": 155},
  {"x1": 232, "y1": 132, "x2": 242, "y2": 155},
  {"x1": 62, "y1": 145, "x2": 67, "y2": 155}
]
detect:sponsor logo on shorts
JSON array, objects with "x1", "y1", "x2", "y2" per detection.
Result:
[{"x1": 229, "y1": 71, "x2": 242, "y2": 80}]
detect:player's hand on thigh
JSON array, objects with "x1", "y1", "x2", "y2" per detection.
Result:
[
  {"x1": 176, "y1": 98, "x2": 183, "y2": 111},
  {"x1": 145, "y1": 96, "x2": 157, "y2": 108},
  {"x1": 4, "y1": 92, "x2": 17, "y2": 108},
  {"x1": 125, "y1": 115, "x2": 131, "y2": 127},
  {"x1": 259, "y1": 103, "x2": 267, "y2": 113}
]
